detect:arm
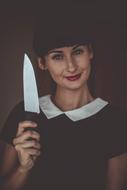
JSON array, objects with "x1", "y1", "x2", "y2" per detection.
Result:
[
  {"x1": 0, "y1": 141, "x2": 18, "y2": 176},
  {"x1": 106, "y1": 153, "x2": 127, "y2": 190},
  {"x1": 0, "y1": 142, "x2": 29, "y2": 190},
  {"x1": 1, "y1": 162, "x2": 30, "y2": 190}
]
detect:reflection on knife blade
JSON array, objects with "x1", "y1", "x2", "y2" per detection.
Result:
[{"x1": 23, "y1": 53, "x2": 40, "y2": 114}]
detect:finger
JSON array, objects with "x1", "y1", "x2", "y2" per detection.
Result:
[
  {"x1": 15, "y1": 145, "x2": 41, "y2": 156},
  {"x1": 16, "y1": 121, "x2": 37, "y2": 136},
  {"x1": 15, "y1": 144, "x2": 21, "y2": 151},
  {"x1": 14, "y1": 140, "x2": 41, "y2": 149},
  {"x1": 24, "y1": 148, "x2": 41, "y2": 156},
  {"x1": 13, "y1": 131, "x2": 40, "y2": 145}
]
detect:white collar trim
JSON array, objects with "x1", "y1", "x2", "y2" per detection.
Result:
[{"x1": 39, "y1": 95, "x2": 108, "y2": 121}]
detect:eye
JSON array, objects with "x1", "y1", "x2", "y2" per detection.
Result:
[
  {"x1": 73, "y1": 49, "x2": 84, "y2": 55},
  {"x1": 52, "y1": 54, "x2": 64, "y2": 60}
]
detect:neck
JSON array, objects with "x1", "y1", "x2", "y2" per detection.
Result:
[{"x1": 52, "y1": 85, "x2": 94, "y2": 111}]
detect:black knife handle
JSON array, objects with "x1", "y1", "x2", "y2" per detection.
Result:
[
  {"x1": 24, "y1": 111, "x2": 40, "y2": 140},
  {"x1": 25, "y1": 111, "x2": 39, "y2": 122}
]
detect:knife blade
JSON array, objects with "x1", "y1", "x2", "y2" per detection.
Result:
[
  {"x1": 23, "y1": 53, "x2": 40, "y2": 115},
  {"x1": 23, "y1": 53, "x2": 40, "y2": 139}
]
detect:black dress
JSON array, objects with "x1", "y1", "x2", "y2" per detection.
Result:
[{"x1": 0, "y1": 101, "x2": 127, "y2": 190}]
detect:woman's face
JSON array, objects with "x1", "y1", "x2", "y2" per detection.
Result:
[{"x1": 38, "y1": 44, "x2": 93, "y2": 91}]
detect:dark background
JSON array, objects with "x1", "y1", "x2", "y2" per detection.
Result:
[{"x1": 0, "y1": 1, "x2": 127, "y2": 130}]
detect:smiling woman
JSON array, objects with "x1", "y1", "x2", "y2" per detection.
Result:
[
  {"x1": 0, "y1": 2, "x2": 127, "y2": 190},
  {"x1": 38, "y1": 44, "x2": 93, "y2": 111}
]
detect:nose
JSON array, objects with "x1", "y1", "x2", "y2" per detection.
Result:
[{"x1": 66, "y1": 56, "x2": 77, "y2": 73}]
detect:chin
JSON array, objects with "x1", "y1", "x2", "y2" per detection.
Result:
[{"x1": 63, "y1": 81, "x2": 87, "y2": 91}]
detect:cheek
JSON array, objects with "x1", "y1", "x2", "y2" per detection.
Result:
[
  {"x1": 79, "y1": 57, "x2": 92, "y2": 80},
  {"x1": 75, "y1": 52, "x2": 91, "y2": 65},
  {"x1": 47, "y1": 64, "x2": 63, "y2": 80},
  {"x1": 79, "y1": 57, "x2": 91, "y2": 71}
]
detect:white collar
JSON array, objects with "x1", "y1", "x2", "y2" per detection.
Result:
[{"x1": 39, "y1": 94, "x2": 108, "y2": 121}]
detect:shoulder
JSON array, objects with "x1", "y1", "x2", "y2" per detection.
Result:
[
  {"x1": 11, "y1": 100, "x2": 24, "y2": 112},
  {"x1": 101, "y1": 103, "x2": 127, "y2": 139},
  {"x1": 93, "y1": 101, "x2": 127, "y2": 133},
  {"x1": 98, "y1": 101, "x2": 127, "y2": 120},
  {"x1": 105, "y1": 104, "x2": 127, "y2": 121},
  {"x1": 7, "y1": 100, "x2": 25, "y2": 119},
  {"x1": 0, "y1": 101, "x2": 25, "y2": 144},
  {"x1": 2, "y1": 100, "x2": 26, "y2": 128}
]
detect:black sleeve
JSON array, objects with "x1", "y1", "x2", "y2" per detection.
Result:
[{"x1": 0, "y1": 101, "x2": 25, "y2": 145}]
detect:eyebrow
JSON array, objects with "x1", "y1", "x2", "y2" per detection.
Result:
[
  {"x1": 47, "y1": 44, "x2": 84, "y2": 55},
  {"x1": 47, "y1": 50, "x2": 63, "y2": 55},
  {"x1": 72, "y1": 44, "x2": 84, "y2": 50}
]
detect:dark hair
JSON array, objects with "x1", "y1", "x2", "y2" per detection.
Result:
[
  {"x1": 33, "y1": 3, "x2": 96, "y2": 57},
  {"x1": 33, "y1": 25, "x2": 94, "y2": 57}
]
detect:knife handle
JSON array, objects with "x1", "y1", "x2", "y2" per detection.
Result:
[
  {"x1": 24, "y1": 111, "x2": 40, "y2": 140},
  {"x1": 25, "y1": 111, "x2": 39, "y2": 123}
]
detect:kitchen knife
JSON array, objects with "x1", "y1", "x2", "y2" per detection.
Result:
[
  {"x1": 23, "y1": 53, "x2": 40, "y2": 115},
  {"x1": 23, "y1": 53, "x2": 40, "y2": 133}
]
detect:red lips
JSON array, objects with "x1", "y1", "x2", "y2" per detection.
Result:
[{"x1": 65, "y1": 73, "x2": 81, "y2": 81}]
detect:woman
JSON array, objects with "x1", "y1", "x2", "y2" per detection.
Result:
[{"x1": 1, "y1": 6, "x2": 127, "y2": 190}]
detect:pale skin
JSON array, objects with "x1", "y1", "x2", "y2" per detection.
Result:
[{"x1": 0, "y1": 44, "x2": 127, "y2": 190}]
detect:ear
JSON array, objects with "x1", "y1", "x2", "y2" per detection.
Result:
[
  {"x1": 90, "y1": 51, "x2": 94, "y2": 60},
  {"x1": 88, "y1": 44, "x2": 94, "y2": 59},
  {"x1": 37, "y1": 57, "x2": 47, "y2": 70}
]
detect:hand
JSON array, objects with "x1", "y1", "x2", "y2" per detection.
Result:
[{"x1": 13, "y1": 121, "x2": 41, "y2": 172}]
